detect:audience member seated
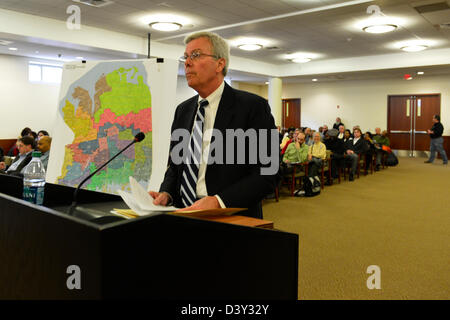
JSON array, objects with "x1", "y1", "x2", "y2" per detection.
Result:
[
  {"x1": 325, "y1": 129, "x2": 345, "y2": 181},
  {"x1": 0, "y1": 136, "x2": 35, "y2": 177},
  {"x1": 343, "y1": 129, "x2": 353, "y2": 143},
  {"x1": 280, "y1": 127, "x2": 295, "y2": 149},
  {"x1": 307, "y1": 132, "x2": 327, "y2": 177},
  {"x1": 372, "y1": 128, "x2": 390, "y2": 170},
  {"x1": 337, "y1": 125, "x2": 345, "y2": 140},
  {"x1": 304, "y1": 127, "x2": 313, "y2": 146},
  {"x1": 37, "y1": 130, "x2": 50, "y2": 141},
  {"x1": 344, "y1": 128, "x2": 369, "y2": 181},
  {"x1": 283, "y1": 133, "x2": 309, "y2": 165},
  {"x1": 37, "y1": 136, "x2": 52, "y2": 171},
  {"x1": 7, "y1": 127, "x2": 33, "y2": 157},
  {"x1": 29, "y1": 131, "x2": 38, "y2": 141},
  {"x1": 281, "y1": 128, "x2": 301, "y2": 155},
  {"x1": 364, "y1": 131, "x2": 376, "y2": 171},
  {"x1": 333, "y1": 117, "x2": 344, "y2": 130}
]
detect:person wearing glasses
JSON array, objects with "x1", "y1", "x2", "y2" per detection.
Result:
[
  {"x1": 148, "y1": 32, "x2": 278, "y2": 219},
  {"x1": 0, "y1": 136, "x2": 35, "y2": 177}
]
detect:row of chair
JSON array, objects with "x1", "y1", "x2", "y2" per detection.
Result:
[{"x1": 275, "y1": 150, "x2": 387, "y2": 200}]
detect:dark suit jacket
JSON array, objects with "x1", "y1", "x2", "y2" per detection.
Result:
[
  {"x1": 345, "y1": 137, "x2": 369, "y2": 155},
  {"x1": 159, "y1": 82, "x2": 278, "y2": 218},
  {"x1": 1, "y1": 152, "x2": 32, "y2": 177}
]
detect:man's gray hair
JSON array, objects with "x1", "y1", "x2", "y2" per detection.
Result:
[{"x1": 184, "y1": 31, "x2": 230, "y2": 76}]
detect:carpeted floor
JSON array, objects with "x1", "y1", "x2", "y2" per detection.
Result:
[{"x1": 262, "y1": 157, "x2": 450, "y2": 300}]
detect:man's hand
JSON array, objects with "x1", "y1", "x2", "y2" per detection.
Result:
[
  {"x1": 149, "y1": 191, "x2": 170, "y2": 206},
  {"x1": 308, "y1": 154, "x2": 312, "y2": 161},
  {"x1": 0, "y1": 162, "x2": 5, "y2": 170},
  {"x1": 284, "y1": 159, "x2": 290, "y2": 164},
  {"x1": 346, "y1": 150, "x2": 354, "y2": 155},
  {"x1": 176, "y1": 196, "x2": 220, "y2": 212}
]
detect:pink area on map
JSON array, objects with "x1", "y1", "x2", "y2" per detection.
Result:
[{"x1": 94, "y1": 108, "x2": 152, "y2": 132}]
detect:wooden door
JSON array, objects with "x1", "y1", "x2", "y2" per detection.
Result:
[
  {"x1": 388, "y1": 96, "x2": 412, "y2": 153},
  {"x1": 282, "y1": 98, "x2": 301, "y2": 130},
  {"x1": 388, "y1": 94, "x2": 441, "y2": 155},
  {"x1": 413, "y1": 95, "x2": 441, "y2": 151}
]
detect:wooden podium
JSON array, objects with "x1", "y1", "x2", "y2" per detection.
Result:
[{"x1": 0, "y1": 173, "x2": 298, "y2": 299}]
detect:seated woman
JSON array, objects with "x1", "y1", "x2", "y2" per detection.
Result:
[
  {"x1": 364, "y1": 131, "x2": 377, "y2": 171},
  {"x1": 307, "y1": 132, "x2": 327, "y2": 177},
  {"x1": 343, "y1": 129, "x2": 353, "y2": 143}
]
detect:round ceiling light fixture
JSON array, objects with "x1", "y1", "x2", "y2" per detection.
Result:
[
  {"x1": 363, "y1": 24, "x2": 397, "y2": 34},
  {"x1": 291, "y1": 57, "x2": 312, "y2": 63},
  {"x1": 237, "y1": 43, "x2": 263, "y2": 51},
  {"x1": 401, "y1": 45, "x2": 428, "y2": 52},
  {"x1": 149, "y1": 22, "x2": 182, "y2": 32}
]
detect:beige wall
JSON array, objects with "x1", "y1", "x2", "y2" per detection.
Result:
[
  {"x1": 0, "y1": 54, "x2": 60, "y2": 138},
  {"x1": 282, "y1": 75, "x2": 450, "y2": 135},
  {"x1": 234, "y1": 82, "x2": 268, "y2": 100}
]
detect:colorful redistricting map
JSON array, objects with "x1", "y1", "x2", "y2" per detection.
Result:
[{"x1": 57, "y1": 61, "x2": 152, "y2": 194}]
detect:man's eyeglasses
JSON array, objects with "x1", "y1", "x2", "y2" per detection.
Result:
[{"x1": 179, "y1": 51, "x2": 218, "y2": 62}]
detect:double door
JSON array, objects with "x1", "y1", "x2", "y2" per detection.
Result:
[{"x1": 388, "y1": 94, "x2": 440, "y2": 156}]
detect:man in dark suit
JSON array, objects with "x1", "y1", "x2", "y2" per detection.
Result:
[
  {"x1": 149, "y1": 32, "x2": 278, "y2": 219},
  {"x1": 344, "y1": 128, "x2": 368, "y2": 181},
  {"x1": 0, "y1": 136, "x2": 35, "y2": 177}
]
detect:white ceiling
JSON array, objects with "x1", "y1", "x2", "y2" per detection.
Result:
[{"x1": 0, "y1": 0, "x2": 449, "y2": 81}]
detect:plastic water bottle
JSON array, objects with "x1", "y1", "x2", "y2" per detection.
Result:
[{"x1": 23, "y1": 151, "x2": 46, "y2": 205}]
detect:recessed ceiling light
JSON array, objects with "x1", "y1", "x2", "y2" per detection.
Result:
[
  {"x1": 149, "y1": 22, "x2": 182, "y2": 32},
  {"x1": 8, "y1": 47, "x2": 18, "y2": 51},
  {"x1": 35, "y1": 51, "x2": 39, "y2": 54},
  {"x1": 417, "y1": 71, "x2": 424, "y2": 75},
  {"x1": 401, "y1": 45, "x2": 428, "y2": 52},
  {"x1": 265, "y1": 81, "x2": 269, "y2": 85},
  {"x1": 76, "y1": 56, "x2": 84, "y2": 60},
  {"x1": 363, "y1": 24, "x2": 397, "y2": 34},
  {"x1": 312, "y1": 78, "x2": 318, "y2": 82},
  {"x1": 292, "y1": 57, "x2": 312, "y2": 63},
  {"x1": 237, "y1": 43, "x2": 263, "y2": 51}
]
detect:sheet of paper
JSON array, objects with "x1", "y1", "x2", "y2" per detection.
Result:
[
  {"x1": 128, "y1": 176, "x2": 177, "y2": 212},
  {"x1": 116, "y1": 189, "x2": 149, "y2": 216}
]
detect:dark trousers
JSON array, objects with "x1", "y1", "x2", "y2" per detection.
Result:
[
  {"x1": 331, "y1": 154, "x2": 345, "y2": 178},
  {"x1": 308, "y1": 158, "x2": 322, "y2": 177},
  {"x1": 345, "y1": 153, "x2": 358, "y2": 175}
]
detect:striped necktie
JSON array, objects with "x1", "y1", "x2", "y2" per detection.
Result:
[{"x1": 180, "y1": 99, "x2": 209, "y2": 207}]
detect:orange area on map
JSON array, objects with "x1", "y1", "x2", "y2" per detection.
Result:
[{"x1": 68, "y1": 143, "x2": 99, "y2": 171}]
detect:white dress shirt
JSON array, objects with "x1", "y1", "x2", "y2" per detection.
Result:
[
  {"x1": 353, "y1": 137, "x2": 360, "y2": 145},
  {"x1": 195, "y1": 81, "x2": 226, "y2": 207}
]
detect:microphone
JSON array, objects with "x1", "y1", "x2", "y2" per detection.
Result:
[{"x1": 70, "y1": 132, "x2": 146, "y2": 210}]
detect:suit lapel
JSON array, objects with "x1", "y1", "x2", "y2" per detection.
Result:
[
  {"x1": 184, "y1": 96, "x2": 199, "y2": 131},
  {"x1": 213, "y1": 83, "x2": 236, "y2": 132}
]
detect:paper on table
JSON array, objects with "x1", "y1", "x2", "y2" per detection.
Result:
[
  {"x1": 116, "y1": 177, "x2": 177, "y2": 215},
  {"x1": 116, "y1": 189, "x2": 149, "y2": 216},
  {"x1": 129, "y1": 176, "x2": 177, "y2": 211}
]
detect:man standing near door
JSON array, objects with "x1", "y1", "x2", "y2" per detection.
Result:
[{"x1": 424, "y1": 114, "x2": 448, "y2": 165}]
